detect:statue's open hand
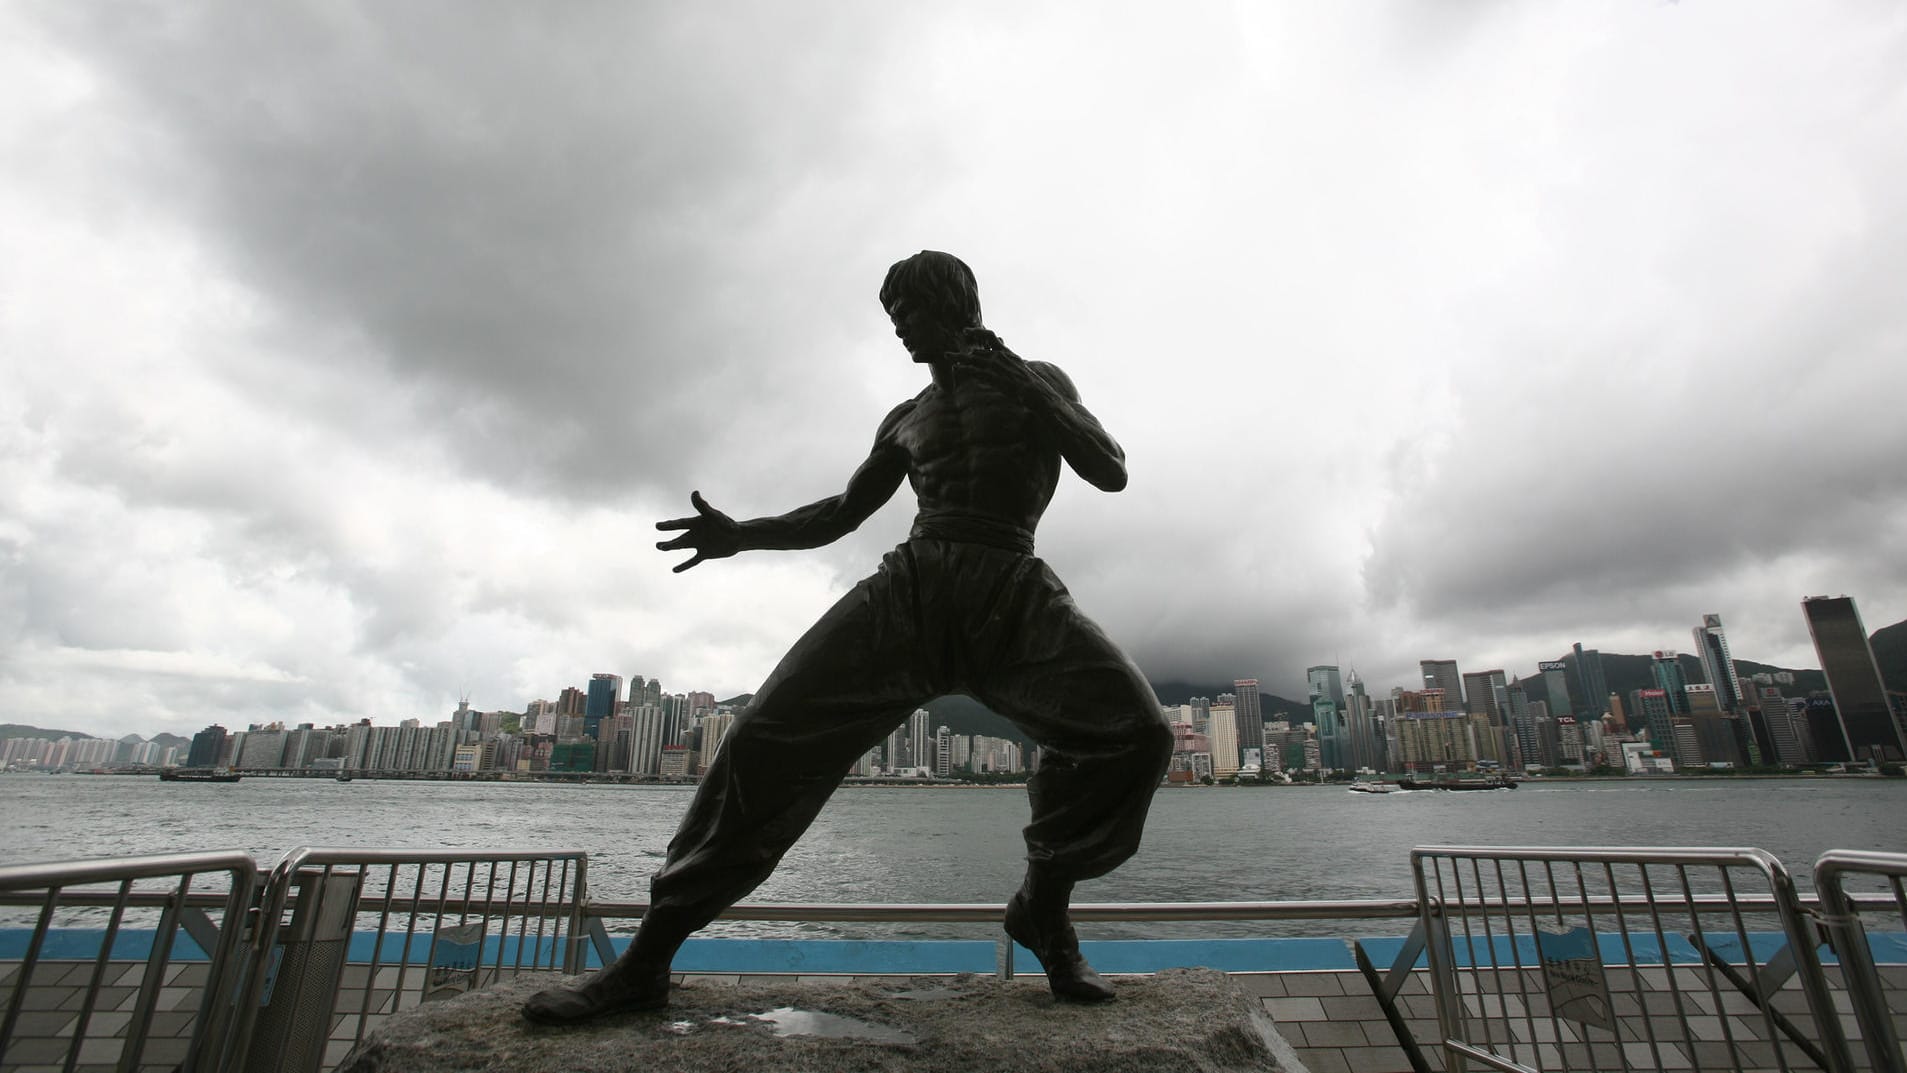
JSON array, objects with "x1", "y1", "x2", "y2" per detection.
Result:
[
  {"x1": 656, "y1": 491, "x2": 742, "y2": 573},
  {"x1": 949, "y1": 336, "x2": 1047, "y2": 404}
]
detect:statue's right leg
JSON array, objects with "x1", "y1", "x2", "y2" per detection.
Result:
[{"x1": 524, "y1": 562, "x2": 925, "y2": 1025}]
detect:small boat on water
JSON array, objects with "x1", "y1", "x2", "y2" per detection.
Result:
[
  {"x1": 158, "y1": 767, "x2": 242, "y2": 783},
  {"x1": 1396, "y1": 776, "x2": 1518, "y2": 792},
  {"x1": 1348, "y1": 780, "x2": 1403, "y2": 794}
]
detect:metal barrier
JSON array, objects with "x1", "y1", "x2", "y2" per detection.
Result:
[
  {"x1": 1405, "y1": 846, "x2": 1847, "y2": 1073},
  {"x1": 229, "y1": 847, "x2": 589, "y2": 1073},
  {"x1": 6, "y1": 843, "x2": 1897, "y2": 1073},
  {"x1": 1816, "y1": 850, "x2": 1907, "y2": 1073},
  {"x1": 0, "y1": 851, "x2": 257, "y2": 1073}
]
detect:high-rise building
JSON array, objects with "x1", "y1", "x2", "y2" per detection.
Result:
[
  {"x1": 1233, "y1": 679, "x2": 1265, "y2": 767},
  {"x1": 1630, "y1": 688, "x2": 1678, "y2": 765},
  {"x1": 1187, "y1": 696, "x2": 1211, "y2": 735},
  {"x1": 697, "y1": 712, "x2": 735, "y2": 774},
  {"x1": 1691, "y1": 614, "x2": 1746, "y2": 712},
  {"x1": 1306, "y1": 667, "x2": 1345, "y2": 708},
  {"x1": 1420, "y1": 660, "x2": 1463, "y2": 711},
  {"x1": 1462, "y1": 670, "x2": 1507, "y2": 722},
  {"x1": 1803, "y1": 595, "x2": 1906, "y2": 764},
  {"x1": 1756, "y1": 687, "x2": 1810, "y2": 767},
  {"x1": 1651, "y1": 652, "x2": 1690, "y2": 715},
  {"x1": 1572, "y1": 644, "x2": 1608, "y2": 720},
  {"x1": 1343, "y1": 670, "x2": 1382, "y2": 772},
  {"x1": 1538, "y1": 661, "x2": 1573, "y2": 718},
  {"x1": 585, "y1": 673, "x2": 622, "y2": 771},
  {"x1": 186, "y1": 725, "x2": 227, "y2": 768},
  {"x1": 1313, "y1": 693, "x2": 1347, "y2": 771},
  {"x1": 1208, "y1": 701, "x2": 1239, "y2": 777},
  {"x1": 907, "y1": 709, "x2": 932, "y2": 773}
]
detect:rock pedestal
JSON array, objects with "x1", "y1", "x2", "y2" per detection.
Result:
[{"x1": 337, "y1": 967, "x2": 1306, "y2": 1073}]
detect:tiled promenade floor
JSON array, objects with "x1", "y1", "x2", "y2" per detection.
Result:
[{"x1": 6, "y1": 960, "x2": 1906, "y2": 1072}]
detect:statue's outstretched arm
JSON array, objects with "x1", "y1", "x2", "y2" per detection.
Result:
[{"x1": 656, "y1": 403, "x2": 912, "y2": 573}]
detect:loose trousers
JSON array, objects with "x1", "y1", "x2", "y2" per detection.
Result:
[{"x1": 648, "y1": 539, "x2": 1173, "y2": 934}]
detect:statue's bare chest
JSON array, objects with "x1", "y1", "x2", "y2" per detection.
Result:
[{"x1": 892, "y1": 382, "x2": 1039, "y2": 468}]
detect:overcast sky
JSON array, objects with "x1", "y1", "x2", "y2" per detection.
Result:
[{"x1": 4, "y1": 2, "x2": 1904, "y2": 740}]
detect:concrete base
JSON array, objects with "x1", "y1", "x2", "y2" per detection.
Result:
[{"x1": 336, "y1": 968, "x2": 1307, "y2": 1073}]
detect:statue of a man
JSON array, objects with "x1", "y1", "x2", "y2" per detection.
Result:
[{"x1": 525, "y1": 251, "x2": 1171, "y2": 1024}]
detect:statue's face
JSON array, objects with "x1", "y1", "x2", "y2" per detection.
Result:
[{"x1": 885, "y1": 296, "x2": 958, "y2": 363}]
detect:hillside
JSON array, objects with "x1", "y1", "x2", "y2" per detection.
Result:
[
  {"x1": 1872, "y1": 618, "x2": 1907, "y2": 694},
  {"x1": 0, "y1": 723, "x2": 98, "y2": 743}
]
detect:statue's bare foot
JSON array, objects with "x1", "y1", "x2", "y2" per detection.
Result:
[
  {"x1": 522, "y1": 960, "x2": 670, "y2": 1026},
  {"x1": 1004, "y1": 892, "x2": 1114, "y2": 1002}
]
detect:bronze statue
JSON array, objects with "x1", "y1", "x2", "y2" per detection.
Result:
[{"x1": 524, "y1": 251, "x2": 1171, "y2": 1024}]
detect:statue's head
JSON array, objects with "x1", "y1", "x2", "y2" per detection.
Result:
[{"x1": 880, "y1": 251, "x2": 982, "y2": 362}]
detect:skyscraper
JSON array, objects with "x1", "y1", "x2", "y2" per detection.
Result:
[
  {"x1": 585, "y1": 673, "x2": 622, "y2": 772},
  {"x1": 908, "y1": 708, "x2": 932, "y2": 772},
  {"x1": 1691, "y1": 614, "x2": 1746, "y2": 712},
  {"x1": 1538, "y1": 661, "x2": 1573, "y2": 718},
  {"x1": 1306, "y1": 666, "x2": 1345, "y2": 707},
  {"x1": 1233, "y1": 679, "x2": 1265, "y2": 767},
  {"x1": 1462, "y1": 669, "x2": 1507, "y2": 722},
  {"x1": 1803, "y1": 595, "x2": 1905, "y2": 764},
  {"x1": 187, "y1": 725, "x2": 227, "y2": 768},
  {"x1": 1571, "y1": 644, "x2": 1608, "y2": 720},
  {"x1": 1650, "y1": 652, "x2": 1690, "y2": 715},
  {"x1": 1208, "y1": 700, "x2": 1239, "y2": 777},
  {"x1": 1419, "y1": 660, "x2": 1463, "y2": 712},
  {"x1": 1344, "y1": 670, "x2": 1381, "y2": 771},
  {"x1": 1630, "y1": 688, "x2": 1678, "y2": 765}
]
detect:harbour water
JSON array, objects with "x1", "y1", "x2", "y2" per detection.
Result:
[{"x1": 5, "y1": 775, "x2": 1903, "y2": 939}]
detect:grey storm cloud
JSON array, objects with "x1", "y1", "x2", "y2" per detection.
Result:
[{"x1": 31, "y1": 2, "x2": 923, "y2": 500}]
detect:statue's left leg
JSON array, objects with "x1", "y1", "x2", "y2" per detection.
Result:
[
  {"x1": 524, "y1": 549, "x2": 932, "y2": 1025},
  {"x1": 975, "y1": 562, "x2": 1173, "y2": 1001}
]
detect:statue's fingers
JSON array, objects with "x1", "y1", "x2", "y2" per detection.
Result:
[
  {"x1": 657, "y1": 533, "x2": 694, "y2": 551},
  {"x1": 672, "y1": 553, "x2": 707, "y2": 573},
  {"x1": 657, "y1": 517, "x2": 695, "y2": 531},
  {"x1": 690, "y1": 490, "x2": 714, "y2": 516}
]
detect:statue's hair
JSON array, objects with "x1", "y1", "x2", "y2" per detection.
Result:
[{"x1": 879, "y1": 251, "x2": 983, "y2": 327}]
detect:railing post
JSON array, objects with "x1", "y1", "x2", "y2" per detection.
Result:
[
  {"x1": 1815, "y1": 851, "x2": 1907, "y2": 1073},
  {"x1": 242, "y1": 868, "x2": 364, "y2": 1073}
]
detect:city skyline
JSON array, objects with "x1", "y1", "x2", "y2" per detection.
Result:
[
  {"x1": 4, "y1": 5, "x2": 1904, "y2": 741},
  {"x1": 11, "y1": 593, "x2": 1899, "y2": 748}
]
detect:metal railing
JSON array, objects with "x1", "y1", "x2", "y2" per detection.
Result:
[
  {"x1": 1816, "y1": 850, "x2": 1907, "y2": 1073},
  {"x1": 227, "y1": 847, "x2": 589, "y2": 1072},
  {"x1": 1401, "y1": 846, "x2": 1848, "y2": 1073},
  {"x1": 0, "y1": 851, "x2": 257, "y2": 1073},
  {"x1": 5, "y1": 844, "x2": 1904, "y2": 1073}
]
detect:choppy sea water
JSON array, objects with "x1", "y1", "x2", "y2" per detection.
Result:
[{"x1": 4, "y1": 775, "x2": 1902, "y2": 939}]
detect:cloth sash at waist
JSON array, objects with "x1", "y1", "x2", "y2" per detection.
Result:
[{"x1": 908, "y1": 510, "x2": 1036, "y2": 555}]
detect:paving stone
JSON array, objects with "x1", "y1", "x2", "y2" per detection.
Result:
[
  {"x1": 1262, "y1": 997, "x2": 1325, "y2": 1021},
  {"x1": 1295, "y1": 1020, "x2": 1367, "y2": 1047},
  {"x1": 1397, "y1": 995, "x2": 1438, "y2": 1020},
  {"x1": 1279, "y1": 974, "x2": 1346, "y2": 996},
  {"x1": 1292, "y1": 1048, "x2": 1349, "y2": 1073},
  {"x1": 1340, "y1": 1045, "x2": 1410, "y2": 1073},
  {"x1": 1230, "y1": 974, "x2": 1287, "y2": 998},
  {"x1": 0, "y1": 1037, "x2": 73, "y2": 1064},
  {"x1": 1320, "y1": 995, "x2": 1383, "y2": 1021}
]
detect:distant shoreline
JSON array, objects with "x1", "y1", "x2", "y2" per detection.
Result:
[{"x1": 27, "y1": 768, "x2": 1900, "y2": 790}]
